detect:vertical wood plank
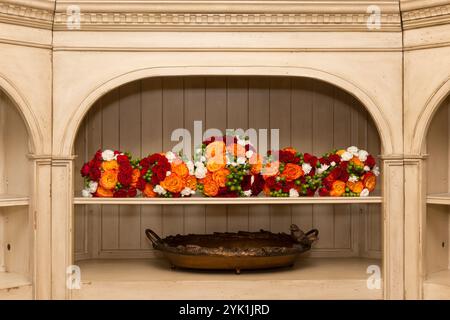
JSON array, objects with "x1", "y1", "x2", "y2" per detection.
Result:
[
  {"x1": 269, "y1": 77, "x2": 292, "y2": 232},
  {"x1": 141, "y1": 78, "x2": 164, "y2": 248},
  {"x1": 119, "y1": 82, "x2": 142, "y2": 249},
  {"x1": 184, "y1": 77, "x2": 206, "y2": 234},
  {"x1": 248, "y1": 77, "x2": 270, "y2": 231},
  {"x1": 74, "y1": 120, "x2": 87, "y2": 255},
  {"x1": 162, "y1": 78, "x2": 185, "y2": 236}
]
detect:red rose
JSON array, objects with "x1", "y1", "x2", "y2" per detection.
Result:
[
  {"x1": 365, "y1": 155, "x2": 376, "y2": 168},
  {"x1": 308, "y1": 167, "x2": 316, "y2": 177},
  {"x1": 114, "y1": 150, "x2": 121, "y2": 155},
  {"x1": 280, "y1": 150, "x2": 295, "y2": 163},
  {"x1": 140, "y1": 158, "x2": 151, "y2": 169},
  {"x1": 323, "y1": 176, "x2": 334, "y2": 189},
  {"x1": 329, "y1": 154, "x2": 341, "y2": 164},
  {"x1": 308, "y1": 155, "x2": 318, "y2": 167},
  {"x1": 118, "y1": 171, "x2": 132, "y2": 187},
  {"x1": 89, "y1": 167, "x2": 101, "y2": 181},
  {"x1": 303, "y1": 153, "x2": 313, "y2": 163},
  {"x1": 117, "y1": 155, "x2": 129, "y2": 165},
  {"x1": 319, "y1": 187, "x2": 329, "y2": 196},
  {"x1": 330, "y1": 167, "x2": 343, "y2": 180},
  {"x1": 240, "y1": 175, "x2": 252, "y2": 191},
  {"x1": 113, "y1": 189, "x2": 128, "y2": 198},
  {"x1": 250, "y1": 174, "x2": 265, "y2": 196},
  {"x1": 265, "y1": 176, "x2": 277, "y2": 188},
  {"x1": 81, "y1": 163, "x2": 91, "y2": 177},
  {"x1": 340, "y1": 171, "x2": 349, "y2": 182},
  {"x1": 306, "y1": 189, "x2": 316, "y2": 196},
  {"x1": 94, "y1": 150, "x2": 102, "y2": 161},
  {"x1": 319, "y1": 157, "x2": 329, "y2": 165},
  {"x1": 120, "y1": 164, "x2": 133, "y2": 175},
  {"x1": 127, "y1": 187, "x2": 137, "y2": 198},
  {"x1": 136, "y1": 178, "x2": 146, "y2": 191}
]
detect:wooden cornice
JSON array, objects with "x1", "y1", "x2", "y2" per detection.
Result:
[
  {"x1": 0, "y1": 0, "x2": 55, "y2": 30},
  {"x1": 401, "y1": 0, "x2": 450, "y2": 30}
]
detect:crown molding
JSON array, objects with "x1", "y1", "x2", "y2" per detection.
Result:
[
  {"x1": 0, "y1": 0, "x2": 55, "y2": 30},
  {"x1": 52, "y1": 0, "x2": 401, "y2": 32},
  {"x1": 402, "y1": 0, "x2": 450, "y2": 30}
]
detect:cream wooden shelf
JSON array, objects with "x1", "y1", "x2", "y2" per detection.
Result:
[
  {"x1": 423, "y1": 269, "x2": 450, "y2": 300},
  {"x1": 74, "y1": 196, "x2": 382, "y2": 205},
  {"x1": 0, "y1": 195, "x2": 29, "y2": 207},
  {"x1": 426, "y1": 193, "x2": 450, "y2": 205},
  {"x1": 72, "y1": 257, "x2": 382, "y2": 300},
  {"x1": 0, "y1": 272, "x2": 32, "y2": 300}
]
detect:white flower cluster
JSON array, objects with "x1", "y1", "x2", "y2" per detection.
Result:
[{"x1": 340, "y1": 146, "x2": 379, "y2": 177}]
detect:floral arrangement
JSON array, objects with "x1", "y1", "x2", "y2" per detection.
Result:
[
  {"x1": 137, "y1": 152, "x2": 196, "y2": 198},
  {"x1": 317, "y1": 146, "x2": 380, "y2": 197},
  {"x1": 194, "y1": 135, "x2": 265, "y2": 197},
  {"x1": 80, "y1": 149, "x2": 139, "y2": 198},
  {"x1": 80, "y1": 145, "x2": 379, "y2": 198},
  {"x1": 262, "y1": 148, "x2": 322, "y2": 197}
]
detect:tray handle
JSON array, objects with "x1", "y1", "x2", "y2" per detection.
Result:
[
  {"x1": 305, "y1": 229, "x2": 319, "y2": 242},
  {"x1": 145, "y1": 229, "x2": 163, "y2": 246}
]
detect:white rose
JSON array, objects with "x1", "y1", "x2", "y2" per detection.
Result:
[
  {"x1": 186, "y1": 161, "x2": 195, "y2": 175},
  {"x1": 181, "y1": 187, "x2": 193, "y2": 197},
  {"x1": 348, "y1": 175, "x2": 359, "y2": 183},
  {"x1": 341, "y1": 151, "x2": 353, "y2": 161},
  {"x1": 195, "y1": 161, "x2": 205, "y2": 168},
  {"x1": 237, "y1": 157, "x2": 246, "y2": 165},
  {"x1": 243, "y1": 190, "x2": 252, "y2": 197},
  {"x1": 302, "y1": 163, "x2": 312, "y2": 175},
  {"x1": 289, "y1": 188, "x2": 299, "y2": 197},
  {"x1": 330, "y1": 161, "x2": 336, "y2": 167},
  {"x1": 317, "y1": 164, "x2": 329, "y2": 174},
  {"x1": 166, "y1": 171, "x2": 171, "y2": 177},
  {"x1": 153, "y1": 185, "x2": 167, "y2": 195},
  {"x1": 101, "y1": 149, "x2": 115, "y2": 161},
  {"x1": 88, "y1": 181, "x2": 98, "y2": 193},
  {"x1": 347, "y1": 146, "x2": 359, "y2": 155},
  {"x1": 358, "y1": 150, "x2": 368, "y2": 161},
  {"x1": 200, "y1": 156, "x2": 206, "y2": 162},
  {"x1": 372, "y1": 166, "x2": 380, "y2": 177},
  {"x1": 360, "y1": 188, "x2": 370, "y2": 197},
  {"x1": 195, "y1": 166, "x2": 207, "y2": 179},
  {"x1": 245, "y1": 150, "x2": 254, "y2": 159},
  {"x1": 81, "y1": 189, "x2": 93, "y2": 198},
  {"x1": 363, "y1": 165, "x2": 370, "y2": 172},
  {"x1": 165, "y1": 151, "x2": 176, "y2": 163}
]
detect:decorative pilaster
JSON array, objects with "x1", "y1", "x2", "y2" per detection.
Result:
[
  {"x1": 51, "y1": 156, "x2": 75, "y2": 300},
  {"x1": 28, "y1": 154, "x2": 52, "y2": 300},
  {"x1": 404, "y1": 155, "x2": 427, "y2": 300},
  {"x1": 381, "y1": 155, "x2": 405, "y2": 299}
]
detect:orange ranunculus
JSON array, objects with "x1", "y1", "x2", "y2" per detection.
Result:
[
  {"x1": 99, "y1": 169, "x2": 118, "y2": 190},
  {"x1": 350, "y1": 156, "x2": 364, "y2": 167},
  {"x1": 226, "y1": 143, "x2": 246, "y2": 158},
  {"x1": 336, "y1": 149, "x2": 346, "y2": 156},
  {"x1": 280, "y1": 163, "x2": 304, "y2": 182},
  {"x1": 346, "y1": 181, "x2": 364, "y2": 194},
  {"x1": 205, "y1": 141, "x2": 226, "y2": 159},
  {"x1": 203, "y1": 178, "x2": 219, "y2": 197},
  {"x1": 101, "y1": 160, "x2": 119, "y2": 171},
  {"x1": 171, "y1": 162, "x2": 189, "y2": 178},
  {"x1": 212, "y1": 168, "x2": 230, "y2": 188},
  {"x1": 206, "y1": 158, "x2": 226, "y2": 172},
  {"x1": 262, "y1": 161, "x2": 280, "y2": 179},
  {"x1": 184, "y1": 175, "x2": 197, "y2": 191},
  {"x1": 160, "y1": 173, "x2": 185, "y2": 193},
  {"x1": 363, "y1": 172, "x2": 377, "y2": 192},
  {"x1": 199, "y1": 172, "x2": 213, "y2": 185},
  {"x1": 143, "y1": 183, "x2": 157, "y2": 198},
  {"x1": 96, "y1": 186, "x2": 114, "y2": 198},
  {"x1": 250, "y1": 153, "x2": 263, "y2": 175},
  {"x1": 330, "y1": 180, "x2": 346, "y2": 197},
  {"x1": 130, "y1": 168, "x2": 141, "y2": 188}
]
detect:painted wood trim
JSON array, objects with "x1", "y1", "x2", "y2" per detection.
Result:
[
  {"x1": 0, "y1": 195, "x2": 29, "y2": 207},
  {"x1": 427, "y1": 193, "x2": 450, "y2": 205}
]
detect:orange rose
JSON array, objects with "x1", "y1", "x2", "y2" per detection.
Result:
[
  {"x1": 203, "y1": 178, "x2": 219, "y2": 197},
  {"x1": 99, "y1": 170, "x2": 118, "y2": 190},
  {"x1": 346, "y1": 181, "x2": 364, "y2": 194},
  {"x1": 160, "y1": 173, "x2": 185, "y2": 193},
  {"x1": 212, "y1": 168, "x2": 230, "y2": 188},
  {"x1": 96, "y1": 186, "x2": 114, "y2": 198},
  {"x1": 262, "y1": 161, "x2": 279, "y2": 179},
  {"x1": 184, "y1": 175, "x2": 197, "y2": 191},
  {"x1": 226, "y1": 143, "x2": 246, "y2": 158},
  {"x1": 336, "y1": 149, "x2": 346, "y2": 156},
  {"x1": 171, "y1": 162, "x2": 189, "y2": 178},
  {"x1": 250, "y1": 153, "x2": 263, "y2": 174},
  {"x1": 143, "y1": 183, "x2": 157, "y2": 198},
  {"x1": 280, "y1": 163, "x2": 304, "y2": 182},
  {"x1": 350, "y1": 157, "x2": 364, "y2": 167},
  {"x1": 101, "y1": 160, "x2": 119, "y2": 171},
  {"x1": 206, "y1": 158, "x2": 226, "y2": 172},
  {"x1": 330, "y1": 180, "x2": 346, "y2": 197},
  {"x1": 130, "y1": 168, "x2": 141, "y2": 188},
  {"x1": 363, "y1": 172, "x2": 376, "y2": 192},
  {"x1": 263, "y1": 185, "x2": 271, "y2": 196},
  {"x1": 205, "y1": 141, "x2": 226, "y2": 159}
]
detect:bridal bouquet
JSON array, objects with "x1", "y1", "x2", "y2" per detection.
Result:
[
  {"x1": 195, "y1": 135, "x2": 264, "y2": 197},
  {"x1": 80, "y1": 149, "x2": 139, "y2": 198},
  {"x1": 317, "y1": 146, "x2": 379, "y2": 197}
]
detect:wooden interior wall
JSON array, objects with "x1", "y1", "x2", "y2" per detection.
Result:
[
  {"x1": 73, "y1": 76, "x2": 382, "y2": 260},
  {"x1": 426, "y1": 95, "x2": 450, "y2": 274},
  {"x1": 0, "y1": 90, "x2": 30, "y2": 275}
]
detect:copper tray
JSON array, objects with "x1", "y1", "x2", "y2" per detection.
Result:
[{"x1": 145, "y1": 224, "x2": 318, "y2": 273}]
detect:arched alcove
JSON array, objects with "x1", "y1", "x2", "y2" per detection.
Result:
[{"x1": 71, "y1": 75, "x2": 384, "y2": 299}]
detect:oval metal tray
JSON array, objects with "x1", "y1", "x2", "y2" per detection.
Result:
[{"x1": 145, "y1": 224, "x2": 318, "y2": 273}]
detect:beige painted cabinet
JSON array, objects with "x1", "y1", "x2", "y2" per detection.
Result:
[{"x1": 0, "y1": 0, "x2": 449, "y2": 300}]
